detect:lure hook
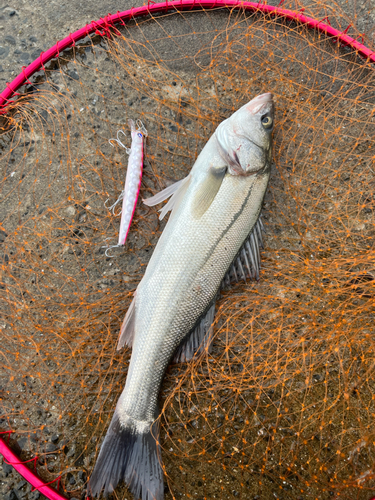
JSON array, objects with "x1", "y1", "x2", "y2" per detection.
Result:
[
  {"x1": 135, "y1": 119, "x2": 148, "y2": 137},
  {"x1": 104, "y1": 192, "x2": 124, "y2": 216},
  {"x1": 101, "y1": 237, "x2": 122, "y2": 258},
  {"x1": 109, "y1": 129, "x2": 131, "y2": 154}
]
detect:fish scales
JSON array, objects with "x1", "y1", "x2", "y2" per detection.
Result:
[
  {"x1": 89, "y1": 92, "x2": 275, "y2": 500},
  {"x1": 123, "y1": 174, "x2": 267, "y2": 425}
]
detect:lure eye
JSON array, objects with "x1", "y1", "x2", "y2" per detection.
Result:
[
  {"x1": 261, "y1": 115, "x2": 273, "y2": 129},
  {"x1": 138, "y1": 132, "x2": 143, "y2": 139}
]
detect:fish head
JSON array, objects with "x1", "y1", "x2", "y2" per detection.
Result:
[{"x1": 216, "y1": 92, "x2": 274, "y2": 176}]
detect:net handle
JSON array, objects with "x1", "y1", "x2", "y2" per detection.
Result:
[
  {"x1": 0, "y1": 436, "x2": 68, "y2": 500},
  {"x1": 0, "y1": 0, "x2": 374, "y2": 113}
]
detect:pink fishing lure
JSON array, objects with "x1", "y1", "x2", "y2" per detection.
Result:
[{"x1": 106, "y1": 119, "x2": 147, "y2": 251}]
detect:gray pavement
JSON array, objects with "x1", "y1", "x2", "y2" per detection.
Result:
[
  {"x1": 0, "y1": 0, "x2": 139, "y2": 94},
  {"x1": 1, "y1": 0, "x2": 375, "y2": 101}
]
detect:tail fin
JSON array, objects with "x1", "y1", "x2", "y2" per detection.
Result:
[{"x1": 88, "y1": 411, "x2": 163, "y2": 500}]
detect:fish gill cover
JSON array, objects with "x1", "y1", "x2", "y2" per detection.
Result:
[{"x1": 0, "y1": 1, "x2": 374, "y2": 499}]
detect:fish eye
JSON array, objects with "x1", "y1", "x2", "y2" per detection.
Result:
[
  {"x1": 138, "y1": 132, "x2": 143, "y2": 138},
  {"x1": 261, "y1": 115, "x2": 273, "y2": 129}
]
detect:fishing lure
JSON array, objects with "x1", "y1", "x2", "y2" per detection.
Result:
[{"x1": 104, "y1": 119, "x2": 147, "y2": 255}]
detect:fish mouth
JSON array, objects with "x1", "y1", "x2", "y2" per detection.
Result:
[
  {"x1": 254, "y1": 92, "x2": 273, "y2": 102},
  {"x1": 247, "y1": 92, "x2": 274, "y2": 113}
]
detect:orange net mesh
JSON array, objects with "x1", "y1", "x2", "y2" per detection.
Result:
[{"x1": 1, "y1": 1, "x2": 375, "y2": 499}]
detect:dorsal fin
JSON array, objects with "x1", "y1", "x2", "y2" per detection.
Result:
[
  {"x1": 172, "y1": 300, "x2": 216, "y2": 363},
  {"x1": 222, "y1": 216, "x2": 265, "y2": 287}
]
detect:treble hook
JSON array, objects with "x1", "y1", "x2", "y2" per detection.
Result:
[
  {"x1": 101, "y1": 237, "x2": 122, "y2": 258},
  {"x1": 109, "y1": 129, "x2": 131, "y2": 154},
  {"x1": 135, "y1": 119, "x2": 148, "y2": 137},
  {"x1": 104, "y1": 191, "x2": 125, "y2": 216}
]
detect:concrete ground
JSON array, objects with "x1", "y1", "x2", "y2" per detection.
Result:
[
  {"x1": 1, "y1": 0, "x2": 374, "y2": 95},
  {"x1": 0, "y1": 1, "x2": 137, "y2": 94}
]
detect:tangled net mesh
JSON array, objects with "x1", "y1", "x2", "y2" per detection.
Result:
[{"x1": 1, "y1": 1, "x2": 375, "y2": 498}]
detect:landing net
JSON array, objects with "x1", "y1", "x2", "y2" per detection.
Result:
[{"x1": 0, "y1": 1, "x2": 375, "y2": 499}]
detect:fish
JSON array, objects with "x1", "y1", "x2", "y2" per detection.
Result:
[{"x1": 88, "y1": 92, "x2": 274, "y2": 500}]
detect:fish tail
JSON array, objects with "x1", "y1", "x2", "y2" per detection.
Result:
[{"x1": 88, "y1": 410, "x2": 163, "y2": 500}]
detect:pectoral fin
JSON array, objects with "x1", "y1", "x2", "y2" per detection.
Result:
[
  {"x1": 191, "y1": 165, "x2": 226, "y2": 219},
  {"x1": 143, "y1": 178, "x2": 186, "y2": 207},
  {"x1": 143, "y1": 175, "x2": 191, "y2": 220}
]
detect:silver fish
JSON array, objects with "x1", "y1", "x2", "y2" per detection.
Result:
[{"x1": 88, "y1": 92, "x2": 274, "y2": 500}]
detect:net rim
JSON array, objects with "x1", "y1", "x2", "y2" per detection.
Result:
[
  {"x1": 0, "y1": 435, "x2": 68, "y2": 500},
  {"x1": 0, "y1": 0, "x2": 375, "y2": 113}
]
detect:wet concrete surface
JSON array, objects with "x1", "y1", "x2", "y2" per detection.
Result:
[
  {"x1": 0, "y1": 0, "x2": 142, "y2": 95},
  {"x1": 1, "y1": 0, "x2": 375, "y2": 101}
]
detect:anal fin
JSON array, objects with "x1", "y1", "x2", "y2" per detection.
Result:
[{"x1": 117, "y1": 291, "x2": 137, "y2": 350}]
